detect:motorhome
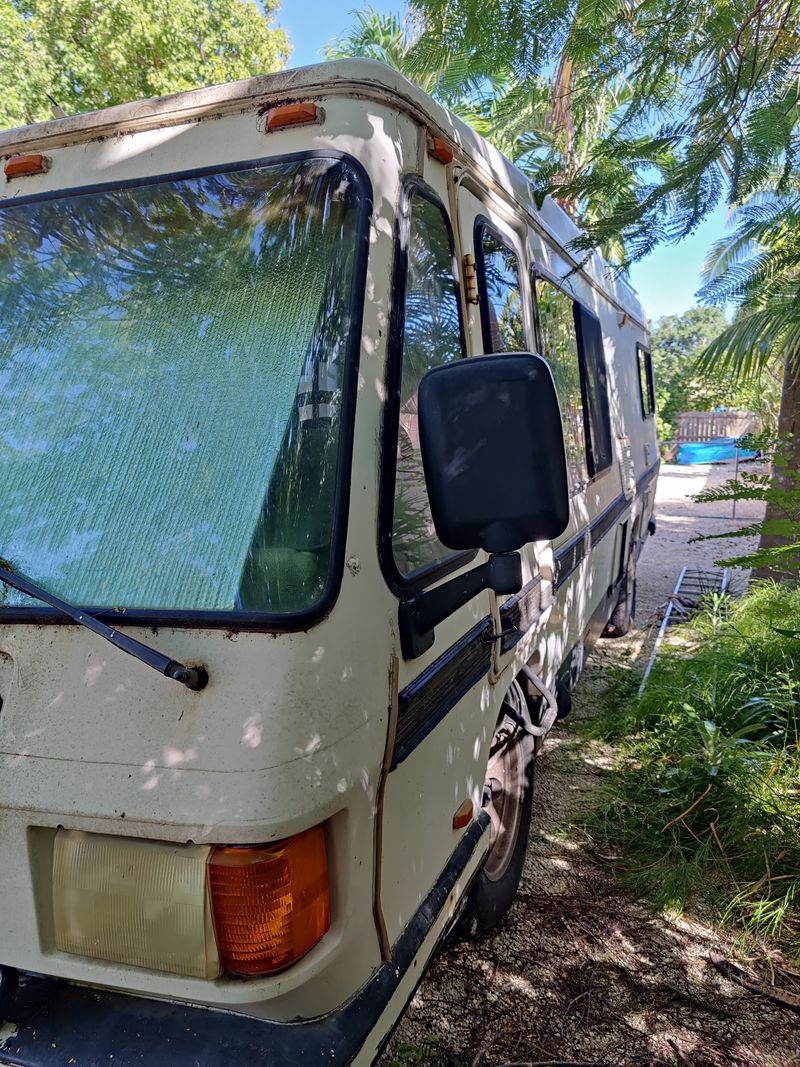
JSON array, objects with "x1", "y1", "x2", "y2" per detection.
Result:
[{"x1": 0, "y1": 60, "x2": 658, "y2": 1065}]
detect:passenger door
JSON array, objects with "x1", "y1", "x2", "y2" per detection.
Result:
[
  {"x1": 455, "y1": 185, "x2": 545, "y2": 599},
  {"x1": 377, "y1": 177, "x2": 497, "y2": 945}
]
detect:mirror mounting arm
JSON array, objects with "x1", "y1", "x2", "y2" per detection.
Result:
[{"x1": 399, "y1": 552, "x2": 522, "y2": 661}]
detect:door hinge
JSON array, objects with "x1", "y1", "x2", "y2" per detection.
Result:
[{"x1": 462, "y1": 253, "x2": 479, "y2": 304}]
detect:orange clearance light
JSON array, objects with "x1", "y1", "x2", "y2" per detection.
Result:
[
  {"x1": 452, "y1": 798, "x2": 474, "y2": 830},
  {"x1": 428, "y1": 135, "x2": 454, "y2": 165},
  {"x1": 266, "y1": 102, "x2": 320, "y2": 132},
  {"x1": 4, "y1": 153, "x2": 49, "y2": 180},
  {"x1": 207, "y1": 825, "x2": 330, "y2": 976}
]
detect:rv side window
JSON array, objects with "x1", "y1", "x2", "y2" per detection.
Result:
[
  {"x1": 475, "y1": 223, "x2": 526, "y2": 353},
  {"x1": 390, "y1": 190, "x2": 466, "y2": 577},
  {"x1": 574, "y1": 304, "x2": 614, "y2": 476},
  {"x1": 637, "y1": 344, "x2": 656, "y2": 416},
  {"x1": 534, "y1": 278, "x2": 589, "y2": 494}
]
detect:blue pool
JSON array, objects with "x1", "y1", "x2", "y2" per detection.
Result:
[{"x1": 677, "y1": 438, "x2": 758, "y2": 464}]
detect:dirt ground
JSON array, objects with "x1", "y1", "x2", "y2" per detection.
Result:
[{"x1": 381, "y1": 461, "x2": 800, "y2": 1067}]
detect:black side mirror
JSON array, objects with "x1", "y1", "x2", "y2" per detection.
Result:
[
  {"x1": 419, "y1": 352, "x2": 569, "y2": 550},
  {"x1": 398, "y1": 352, "x2": 569, "y2": 660}
]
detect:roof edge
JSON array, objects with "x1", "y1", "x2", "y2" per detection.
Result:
[
  {"x1": 0, "y1": 60, "x2": 425, "y2": 153},
  {"x1": 0, "y1": 59, "x2": 645, "y2": 325}
]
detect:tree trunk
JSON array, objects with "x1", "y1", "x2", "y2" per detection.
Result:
[{"x1": 754, "y1": 353, "x2": 800, "y2": 580}]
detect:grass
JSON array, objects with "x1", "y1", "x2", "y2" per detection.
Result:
[
  {"x1": 583, "y1": 580, "x2": 800, "y2": 961},
  {"x1": 385, "y1": 1035, "x2": 445, "y2": 1066}
]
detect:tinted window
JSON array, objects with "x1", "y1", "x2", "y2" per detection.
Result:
[
  {"x1": 0, "y1": 158, "x2": 365, "y2": 615},
  {"x1": 391, "y1": 192, "x2": 465, "y2": 577},
  {"x1": 637, "y1": 344, "x2": 656, "y2": 416},
  {"x1": 574, "y1": 304, "x2": 614, "y2": 476},
  {"x1": 535, "y1": 279, "x2": 589, "y2": 494},
  {"x1": 477, "y1": 225, "x2": 525, "y2": 353}
]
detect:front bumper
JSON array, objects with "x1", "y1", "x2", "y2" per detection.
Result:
[{"x1": 0, "y1": 816, "x2": 489, "y2": 1067}]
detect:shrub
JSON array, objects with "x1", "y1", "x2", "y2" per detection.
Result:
[{"x1": 588, "y1": 582, "x2": 800, "y2": 958}]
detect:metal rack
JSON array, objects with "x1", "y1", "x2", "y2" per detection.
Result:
[{"x1": 638, "y1": 566, "x2": 730, "y2": 698}]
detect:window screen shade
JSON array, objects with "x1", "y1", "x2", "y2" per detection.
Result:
[{"x1": 0, "y1": 159, "x2": 363, "y2": 614}]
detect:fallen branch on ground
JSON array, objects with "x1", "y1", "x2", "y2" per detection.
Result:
[
  {"x1": 667, "y1": 1037, "x2": 694, "y2": 1066},
  {"x1": 496, "y1": 1061, "x2": 600, "y2": 1066},
  {"x1": 710, "y1": 954, "x2": 800, "y2": 1012}
]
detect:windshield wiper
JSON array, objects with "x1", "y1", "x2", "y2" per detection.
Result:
[{"x1": 0, "y1": 561, "x2": 208, "y2": 691}]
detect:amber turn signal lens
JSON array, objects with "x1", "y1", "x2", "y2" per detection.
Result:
[
  {"x1": 207, "y1": 826, "x2": 330, "y2": 976},
  {"x1": 4, "y1": 153, "x2": 49, "y2": 179},
  {"x1": 452, "y1": 798, "x2": 474, "y2": 830},
  {"x1": 266, "y1": 102, "x2": 320, "y2": 132}
]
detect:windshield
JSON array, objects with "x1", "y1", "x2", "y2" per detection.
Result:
[{"x1": 0, "y1": 156, "x2": 367, "y2": 617}]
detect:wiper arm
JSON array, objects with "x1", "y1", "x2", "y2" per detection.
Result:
[{"x1": 0, "y1": 561, "x2": 208, "y2": 691}]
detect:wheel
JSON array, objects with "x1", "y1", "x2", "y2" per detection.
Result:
[
  {"x1": 602, "y1": 575, "x2": 637, "y2": 638},
  {"x1": 456, "y1": 680, "x2": 535, "y2": 939}
]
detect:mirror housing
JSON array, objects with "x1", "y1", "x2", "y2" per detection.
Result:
[
  {"x1": 419, "y1": 352, "x2": 570, "y2": 551},
  {"x1": 398, "y1": 352, "x2": 570, "y2": 660}
]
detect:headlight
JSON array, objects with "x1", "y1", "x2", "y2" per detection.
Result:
[{"x1": 52, "y1": 824, "x2": 330, "y2": 979}]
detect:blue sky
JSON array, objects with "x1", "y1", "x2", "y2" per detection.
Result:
[
  {"x1": 628, "y1": 204, "x2": 729, "y2": 324},
  {"x1": 280, "y1": 0, "x2": 728, "y2": 326},
  {"x1": 283, "y1": 0, "x2": 399, "y2": 66}
]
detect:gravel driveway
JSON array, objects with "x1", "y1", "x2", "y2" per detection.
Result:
[{"x1": 381, "y1": 461, "x2": 799, "y2": 1067}]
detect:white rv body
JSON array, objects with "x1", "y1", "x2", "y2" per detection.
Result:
[{"x1": 0, "y1": 60, "x2": 658, "y2": 1065}]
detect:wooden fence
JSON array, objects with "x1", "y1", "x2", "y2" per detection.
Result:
[{"x1": 673, "y1": 410, "x2": 760, "y2": 443}]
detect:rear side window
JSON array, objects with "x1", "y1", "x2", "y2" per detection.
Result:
[
  {"x1": 637, "y1": 344, "x2": 656, "y2": 416},
  {"x1": 475, "y1": 222, "x2": 525, "y2": 353},
  {"x1": 573, "y1": 304, "x2": 614, "y2": 477},
  {"x1": 389, "y1": 189, "x2": 466, "y2": 578},
  {"x1": 535, "y1": 278, "x2": 589, "y2": 494}
]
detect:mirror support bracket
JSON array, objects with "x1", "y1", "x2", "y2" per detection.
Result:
[{"x1": 398, "y1": 552, "x2": 522, "y2": 660}]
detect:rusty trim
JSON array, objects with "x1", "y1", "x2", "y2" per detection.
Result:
[{"x1": 373, "y1": 654, "x2": 400, "y2": 960}]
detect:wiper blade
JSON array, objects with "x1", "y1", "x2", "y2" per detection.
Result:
[{"x1": 0, "y1": 561, "x2": 208, "y2": 691}]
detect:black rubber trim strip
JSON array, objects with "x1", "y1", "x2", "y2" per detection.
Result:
[
  {"x1": 392, "y1": 614, "x2": 493, "y2": 769},
  {"x1": 499, "y1": 574, "x2": 544, "y2": 634},
  {"x1": 589, "y1": 492, "x2": 630, "y2": 548},
  {"x1": 0, "y1": 815, "x2": 490, "y2": 1067},
  {"x1": 554, "y1": 461, "x2": 659, "y2": 590},
  {"x1": 391, "y1": 573, "x2": 543, "y2": 769},
  {"x1": 636, "y1": 461, "x2": 660, "y2": 495},
  {"x1": 554, "y1": 530, "x2": 589, "y2": 590}
]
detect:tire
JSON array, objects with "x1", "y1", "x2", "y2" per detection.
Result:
[
  {"x1": 602, "y1": 575, "x2": 637, "y2": 638},
  {"x1": 456, "y1": 680, "x2": 535, "y2": 939}
]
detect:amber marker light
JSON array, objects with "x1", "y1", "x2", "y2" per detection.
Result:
[
  {"x1": 427, "y1": 135, "x2": 454, "y2": 165},
  {"x1": 4, "y1": 153, "x2": 49, "y2": 180},
  {"x1": 452, "y1": 798, "x2": 474, "y2": 830},
  {"x1": 207, "y1": 825, "x2": 330, "y2": 976},
  {"x1": 265, "y1": 102, "x2": 321, "y2": 132}
]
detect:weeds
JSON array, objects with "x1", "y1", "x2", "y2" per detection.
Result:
[
  {"x1": 385, "y1": 1035, "x2": 445, "y2": 1066},
  {"x1": 585, "y1": 581, "x2": 800, "y2": 960}
]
